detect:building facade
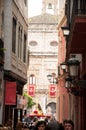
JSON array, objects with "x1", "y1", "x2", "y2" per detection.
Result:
[
  {"x1": 27, "y1": 0, "x2": 58, "y2": 116},
  {"x1": 57, "y1": 0, "x2": 86, "y2": 130},
  {"x1": 65, "y1": 1, "x2": 86, "y2": 130},
  {"x1": 0, "y1": 0, "x2": 4, "y2": 124},
  {"x1": 0, "y1": 0, "x2": 28, "y2": 126}
]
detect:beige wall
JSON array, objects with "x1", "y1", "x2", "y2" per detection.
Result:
[
  {"x1": 3, "y1": 0, "x2": 28, "y2": 79},
  {"x1": 27, "y1": 19, "x2": 58, "y2": 114}
]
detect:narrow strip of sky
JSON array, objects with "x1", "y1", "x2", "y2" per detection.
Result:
[{"x1": 28, "y1": 0, "x2": 42, "y2": 17}]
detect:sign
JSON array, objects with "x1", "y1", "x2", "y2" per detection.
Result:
[
  {"x1": 28, "y1": 85, "x2": 35, "y2": 97},
  {"x1": 5, "y1": 81, "x2": 16, "y2": 105},
  {"x1": 49, "y1": 84, "x2": 56, "y2": 97}
]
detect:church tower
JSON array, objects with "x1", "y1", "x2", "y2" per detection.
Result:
[
  {"x1": 27, "y1": 0, "x2": 58, "y2": 116},
  {"x1": 42, "y1": 0, "x2": 58, "y2": 15}
]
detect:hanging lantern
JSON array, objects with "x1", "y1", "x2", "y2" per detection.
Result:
[
  {"x1": 47, "y1": 74, "x2": 52, "y2": 81},
  {"x1": 60, "y1": 62, "x2": 67, "y2": 71},
  {"x1": 65, "y1": 76, "x2": 72, "y2": 88},
  {"x1": 67, "y1": 58, "x2": 80, "y2": 77}
]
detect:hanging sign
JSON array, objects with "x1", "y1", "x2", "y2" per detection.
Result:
[
  {"x1": 28, "y1": 85, "x2": 35, "y2": 97},
  {"x1": 49, "y1": 84, "x2": 56, "y2": 97}
]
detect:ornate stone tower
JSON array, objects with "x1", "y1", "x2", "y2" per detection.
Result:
[{"x1": 42, "y1": 0, "x2": 58, "y2": 15}]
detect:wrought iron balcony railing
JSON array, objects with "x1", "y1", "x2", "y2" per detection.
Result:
[{"x1": 65, "y1": 0, "x2": 86, "y2": 28}]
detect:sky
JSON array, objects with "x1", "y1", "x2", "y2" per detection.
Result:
[{"x1": 28, "y1": 0, "x2": 42, "y2": 17}]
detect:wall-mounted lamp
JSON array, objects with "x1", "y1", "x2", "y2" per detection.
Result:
[
  {"x1": 47, "y1": 74, "x2": 58, "y2": 84},
  {"x1": 67, "y1": 58, "x2": 80, "y2": 77},
  {"x1": 65, "y1": 76, "x2": 72, "y2": 88},
  {"x1": 61, "y1": 26, "x2": 69, "y2": 36},
  {"x1": 60, "y1": 62, "x2": 67, "y2": 72},
  {"x1": 63, "y1": 57, "x2": 81, "y2": 96},
  {"x1": 47, "y1": 74, "x2": 52, "y2": 81}
]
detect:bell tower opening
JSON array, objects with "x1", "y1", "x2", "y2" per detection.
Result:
[{"x1": 42, "y1": 0, "x2": 58, "y2": 15}]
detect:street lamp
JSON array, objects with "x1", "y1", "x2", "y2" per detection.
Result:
[
  {"x1": 67, "y1": 58, "x2": 80, "y2": 77},
  {"x1": 63, "y1": 57, "x2": 81, "y2": 95},
  {"x1": 65, "y1": 76, "x2": 72, "y2": 88},
  {"x1": 47, "y1": 74, "x2": 52, "y2": 81},
  {"x1": 61, "y1": 26, "x2": 69, "y2": 45},
  {"x1": 47, "y1": 74, "x2": 58, "y2": 84},
  {"x1": 61, "y1": 26, "x2": 69, "y2": 36},
  {"x1": 60, "y1": 62, "x2": 67, "y2": 72}
]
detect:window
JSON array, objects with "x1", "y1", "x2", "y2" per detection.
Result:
[
  {"x1": 18, "y1": 25, "x2": 22, "y2": 59},
  {"x1": 23, "y1": 33, "x2": 27, "y2": 63},
  {"x1": 29, "y1": 75, "x2": 36, "y2": 85},
  {"x1": 24, "y1": 0, "x2": 27, "y2": 6},
  {"x1": 48, "y1": 3, "x2": 52, "y2": 9},
  {"x1": 12, "y1": 17, "x2": 17, "y2": 53},
  {"x1": 50, "y1": 41, "x2": 58, "y2": 47},
  {"x1": 29, "y1": 41, "x2": 37, "y2": 46}
]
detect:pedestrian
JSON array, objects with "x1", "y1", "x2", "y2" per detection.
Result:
[
  {"x1": 29, "y1": 116, "x2": 38, "y2": 130},
  {"x1": 63, "y1": 119, "x2": 74, "y2": 130},
  {"x1": 33, "y1": 120, "x2": 46, "y2": 130},
  {"x1": 63, "y1": 119, "x2": 68, "y2": 129},
  {"x1": 45, "y1": 125, "x2": 51, "y2": 130},
  {"x1": 58, "y1": 123, "x2": 64, "y2": 130},
  {"x1": 44, "y1": 117, "x2": 48, "y2": 125},
  {"x1": 47, "y1": 116, "x2": 59, "y2": 130},
  {"x1": 46, "y1": 121, "x2": 64, "y2": 130},
  {"x1": 5, "y1": 119, "x2": 13, "y2": 130},
  {"x1": 16, "y1": 121, "x2": 23, "y2": 130}
]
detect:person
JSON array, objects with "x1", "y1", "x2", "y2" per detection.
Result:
[
  {"x1": 58, "y1": 123, "x2": 64, "y2": 130},
  {"x1": 45, "y1": 122, "x2": 64, "y2": 130},
  {"x1": 16, "y1": 121, "x2": 23, "y2": 130},
  {"x1": 29, "y1": 117, "x2": 38, "y2": 130},
  {"x1": 33, "y1": 120, "x2": 46, "y2": 130},
  {"x1": 63, "y1": 119, "x2": 74, "y2": 130},
  {"x1": 63, "y1": 119, "x2": 68, "y2": 129},
  {"x1": 45, "y1": 125, "x2": 52, "y2": 130},
  {"x1": 44, "y1": 118, "x2": 48, "y2": 125},
  {"x1": 47, "y1": 116, "x2": 59, "y2": 130},
  {"x1": 5, "y1": 119, "x2": 13, "y2": 130}
]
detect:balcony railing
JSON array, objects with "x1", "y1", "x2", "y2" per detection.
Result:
[
  {"x1": 65, "y1": 0, "x2": 86, "y2": 28},
  {"x1": 75, "y1": 9, "x2": 86, "y2": 15}
]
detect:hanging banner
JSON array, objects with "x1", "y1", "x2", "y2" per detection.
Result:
[
  {"x1": 5, "y1": 81, "x2": 16, "y2": 105},
  {"x1": 28, "y1": 85, "x2": 35, "y2": 97},
  {"x1": 49, "y1": 84, "x2": 56, "y2": 97}
]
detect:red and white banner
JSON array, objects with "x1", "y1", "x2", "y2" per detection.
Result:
[
  {"x1": 49, "y1": 84, "x2": 56, "y2": 97},
  {"x1": 5, "y1": 81, "x2": 16, "y2": 105},
  {"x1": 28, "y1": 85, "x2": 35, "y2": 97}
]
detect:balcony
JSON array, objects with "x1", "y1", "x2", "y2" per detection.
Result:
[{"x1": 65, "y1": 0, "x2": 86, "y2": 54}]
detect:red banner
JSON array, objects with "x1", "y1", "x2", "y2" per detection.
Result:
[
  {"x1": 5, "y1": 81, "x2": 16, "y2": 105},
  {"x1": 49, "y1": 85, "x2": 56, "y2": 97},
  {"x1": 28, "y1": 85, "x2": 35, "y2": 97}
]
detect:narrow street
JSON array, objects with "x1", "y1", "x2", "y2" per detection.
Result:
[{"x1": 0, "y1": 0, "x2": 86, "y2": 130}]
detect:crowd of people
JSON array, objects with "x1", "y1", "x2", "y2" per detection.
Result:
[
  {"x1": 0, "y1": 116, "x2": 74, "y2": 130},
  {"x1": 22, "y1": 116, "x2": 74, "y2": 130}
]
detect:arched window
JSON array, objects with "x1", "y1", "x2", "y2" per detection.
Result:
[
  {"x1": 29, "y1": 74, "x2": 36, "y2": 84},
  {"x1": 48, "y1": 3, "x2": 52, "y2": 9},
  {"x1": 24, "y1": 0, "x2": 27, "y2": 6}
]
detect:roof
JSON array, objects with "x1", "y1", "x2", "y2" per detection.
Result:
[{"x1": 28, "y1": 13, "x2": 58, "y2": 24}]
